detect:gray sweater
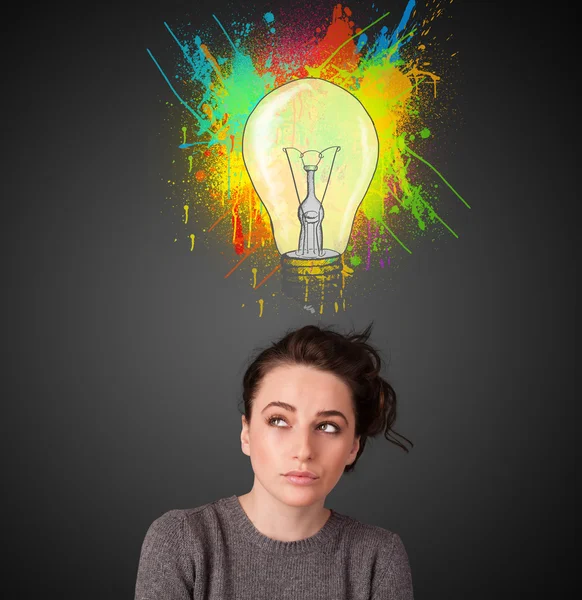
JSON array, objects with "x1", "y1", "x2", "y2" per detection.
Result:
[{"x1": 134, "y1": 494, "x2": 414, "y2": 599}]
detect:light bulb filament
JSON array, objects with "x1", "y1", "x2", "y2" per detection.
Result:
[
  {"x1": 298, "y1": 166, "x2": 324, "y2": 256},
  {"x1": 283, "y1": 146, "x2": 342, "y2": 257}
]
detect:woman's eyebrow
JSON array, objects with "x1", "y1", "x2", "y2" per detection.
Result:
[{"x1": 261, "y1": 401, "x2": 349, "y2": 425}]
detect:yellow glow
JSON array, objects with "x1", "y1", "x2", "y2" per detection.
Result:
[{"x1": 242, "y1": 78, "x2": 379, "y2": 256}]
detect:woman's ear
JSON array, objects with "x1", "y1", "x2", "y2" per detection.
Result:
[
  {"x1": 347, "y1": 435, "x2": 360, "y2": 464},
  {"x1": 240, "y1": 415, "x2": 250, "y2": 456}
]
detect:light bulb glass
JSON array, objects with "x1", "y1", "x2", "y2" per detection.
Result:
[{"x1": 242, "y1": 78, "x2": 379, "y2": 258}]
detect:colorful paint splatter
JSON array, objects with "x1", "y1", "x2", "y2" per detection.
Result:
[{"x1": 148, "y1": 0, "x2": 470, "y2": 314}]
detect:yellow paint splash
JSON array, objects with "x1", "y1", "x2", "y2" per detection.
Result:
[
  {"x1": 183, "y1": 205, "x2": 189, "y2": 224},
  {"x1": 190, "y1": 233, "x2": 195, "y2": 251},
  {"x1": 258, "y1": 298, "x2": 264, "y2": 317},
  {"x1": 247, "y1": 192, "x2": 253, "y2": 249}
]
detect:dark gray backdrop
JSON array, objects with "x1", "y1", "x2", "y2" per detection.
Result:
[{"x1": 5, "y1": 1, "x2": 574, "y2": 598}]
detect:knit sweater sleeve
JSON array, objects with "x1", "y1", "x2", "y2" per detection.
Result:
[
  {"x1": 134, "y1": 510, "x2": 195, "y2": 600},
  {"x1": 371, "y1": 533, "x2": 414, "y2": 599}
]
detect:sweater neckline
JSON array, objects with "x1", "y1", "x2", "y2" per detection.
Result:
[{"x1": 220, "y1": 494, "x2": 345, "y2": 554}]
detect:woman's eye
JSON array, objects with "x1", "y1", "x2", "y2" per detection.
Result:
[
  {"x1": 267, "y1": 416, "x2": 339, "y2": 433},
  {"x1": 319, "y1": 422, "x2": 339, "y2": 433}
]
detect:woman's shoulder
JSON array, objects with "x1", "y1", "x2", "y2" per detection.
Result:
[
  {"x1": 334, "y1": 509, "x2": 407, "y2": 555},
  {"x1": 142, "y1": 497, "x2": 225, "y2": 544},
  {"x1": 335, "y1": 512, "x2": 413, "y2": 595},
  {"x1": 156, "y1": 495, "x2": 225, "y2": 521},
  {"x1": 335, "y1": 508, "x2": 399, "y2": 536}
]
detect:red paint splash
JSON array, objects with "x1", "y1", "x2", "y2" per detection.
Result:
[
  {"x1": 254, "y1": 4, "x2": 359, "y2": 86},
  {"x1": 232, "y1": 202, "x2": 245, "y2": 255},
  {"x1": 307, "y1": 4, "x2": 359, "y2": 76}
]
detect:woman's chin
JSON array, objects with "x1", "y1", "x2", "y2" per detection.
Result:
[{"x1": 279, "y1": 487, "x2": 323, "y2": 506}]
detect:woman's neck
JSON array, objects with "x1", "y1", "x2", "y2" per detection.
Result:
[{"x1": 237, "y1": 486, "x2": 331, "y2": 542}]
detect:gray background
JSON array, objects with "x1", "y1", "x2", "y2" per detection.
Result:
[{"x1": 4, "y1": 0, "x2": 574, "y2": 598}]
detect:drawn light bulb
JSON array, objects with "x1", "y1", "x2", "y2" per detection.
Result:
[{"x1": 242, "y1": 77, "x2": 379, "y2": 305}]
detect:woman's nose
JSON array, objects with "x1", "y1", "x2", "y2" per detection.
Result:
[{"x1": 291, "y1": 429, "x2": 317, "y2": 459}]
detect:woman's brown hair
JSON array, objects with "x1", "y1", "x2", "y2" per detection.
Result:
[{"x1": 238, "y1": 323, "x2": 413, "y2": 473}]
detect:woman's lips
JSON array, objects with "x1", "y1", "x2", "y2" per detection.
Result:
[{"x1": 284, "y1": 474, "x2": 319, "y2": 485}]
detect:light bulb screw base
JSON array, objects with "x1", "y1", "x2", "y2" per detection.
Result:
[{"x1": 280, "y1": 250, "x2": 343, "y2": 305}]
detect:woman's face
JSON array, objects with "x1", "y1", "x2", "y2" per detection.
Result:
[{"x1": 241, "y1": 363, "x2": 360, "y2": 507}]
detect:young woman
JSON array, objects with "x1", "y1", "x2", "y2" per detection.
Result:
[{"x1": 134, "y1": 323, "x2": 415, "y2": 599}]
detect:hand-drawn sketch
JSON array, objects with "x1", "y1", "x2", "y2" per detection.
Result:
[
  {"x1": 147, "y1": 1, "x2": 470, "y2": 316},
  {"x1": 242, "y1": 78, "x2": 378, "y2": 306}
]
